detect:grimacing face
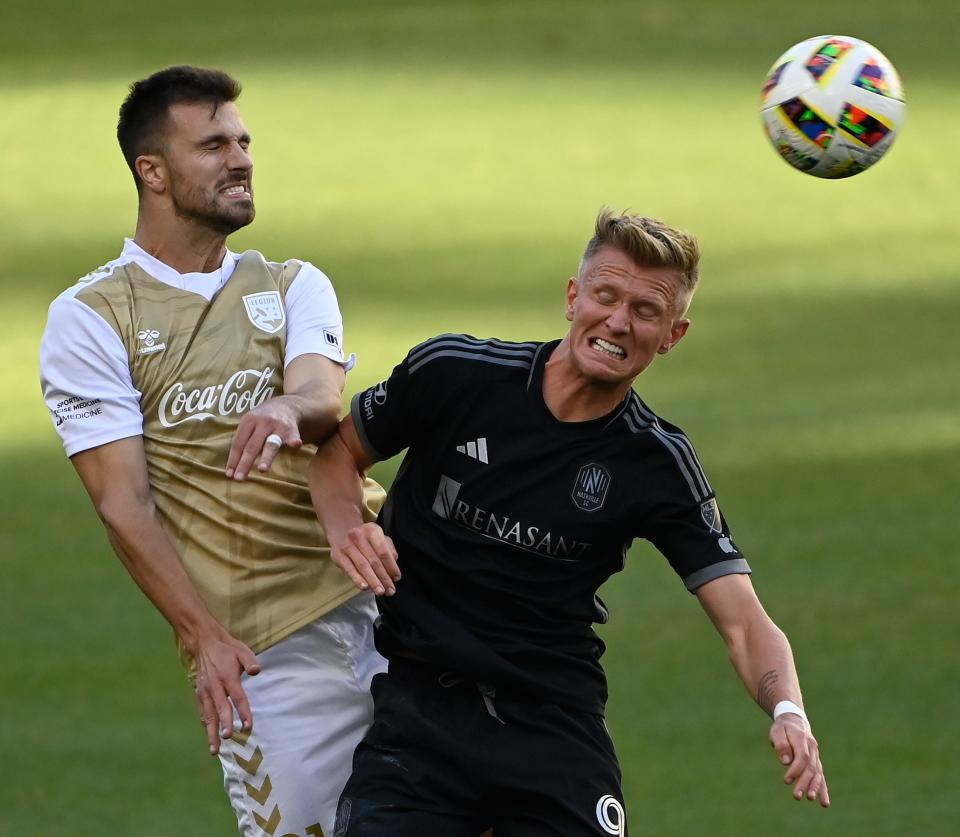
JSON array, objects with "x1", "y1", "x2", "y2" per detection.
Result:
[
  {"x1": 156, "y1": 100, "x2": 255, "y2": 233},
  {"x1": 564, "y1": 245, "x2": 690, "y2": 390}
]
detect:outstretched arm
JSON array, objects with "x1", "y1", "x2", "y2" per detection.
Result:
[
  {"x1": 72, "y1": 437, "x2": 261, "y2": 755},
  {"x1": 309, "y1": 414, "x2": 400, "y2": 597},
  {"x1": 696, "y1": 573, "x2": 830, "y2": 807}
]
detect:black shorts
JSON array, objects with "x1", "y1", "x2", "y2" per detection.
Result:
[{"x1": 334, "y1": 659, "x2": 627, "y2": 837}]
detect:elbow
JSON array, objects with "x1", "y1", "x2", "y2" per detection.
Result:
[
  {"x1": 314, "y1": 412, "x2": 342, "y2": 446},
  {"x1": 724, "y1": 624, "x2": 749, "y2": 670},
  {"x1": 726, "y1": 614, "x2": 786, "y2": 668},
  {"x1": 302, "y1": 397, "x2": 343, "y2": 446},
  {"x1": 93, "y1": 489, "x2": 154, "y2": 535}
]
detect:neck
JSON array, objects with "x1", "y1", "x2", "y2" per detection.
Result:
[
  {"x1": 134, "y1": 207, "x2": 228, "y2": 274},
  {"x1": 542, "y1": 337, "x2": 632, "y2": 422}
]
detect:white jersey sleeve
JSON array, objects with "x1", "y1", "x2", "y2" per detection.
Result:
[
  {"x1": 40, "y1": 296, "x2": 144, "y2": 457},
  {"x1": 284, "y1": 262, "x2": 356, "y2": 372}
]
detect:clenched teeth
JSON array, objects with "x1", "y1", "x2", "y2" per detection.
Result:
[
  {"x1": 592, "y1": 337, "x2": 625, "y2": 358},
  {"x1": 222, "y1": 185, "x2": 247, "y2": 196}
]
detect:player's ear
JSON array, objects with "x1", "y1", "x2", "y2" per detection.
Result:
[
  {"x1": 658, "y1": 319, "x2": 690, "y2": 354},
  {"x1": 565, "y1": 278, "x2": 578, "y2": 322},
  {"x1": 135, "y1": 154, "x2": 167, "y2": 195}
]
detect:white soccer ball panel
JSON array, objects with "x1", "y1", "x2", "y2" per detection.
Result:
[{"x1": 759, "y1": 35, "x2": 905, "y2": 178}]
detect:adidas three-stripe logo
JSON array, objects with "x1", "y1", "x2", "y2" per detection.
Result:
[{"x1": 456, "y1": 437, "x2": 489, "y2": 464}]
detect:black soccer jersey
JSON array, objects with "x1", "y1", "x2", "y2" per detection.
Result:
[{"x1": 351, "y1": 335, "x2": 751, "y2": 712}]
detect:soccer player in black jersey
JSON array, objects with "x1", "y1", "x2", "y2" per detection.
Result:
[{"x1": 310, "y1": 210, "x2": 830, "y2": 836}]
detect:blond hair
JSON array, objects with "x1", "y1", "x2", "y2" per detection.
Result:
[{"x1": 580, "y1": 208, "x2": 701, "y2": 314}]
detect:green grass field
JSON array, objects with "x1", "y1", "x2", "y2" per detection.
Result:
[{"x1": 2, "y1": 1, "x2": 958, "y2": 834}]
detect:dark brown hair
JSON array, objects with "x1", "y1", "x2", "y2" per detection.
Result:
[{"x1": 117, "y1": 66, "x2": 241, "y2": 191}]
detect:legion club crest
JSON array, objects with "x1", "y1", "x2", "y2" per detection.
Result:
[
  {"x1": 572, "y1": 463, "x2": 611, "y2": 512},
  {"x1": 242, "y1": 291, "x2": 286, "y2": 334}
]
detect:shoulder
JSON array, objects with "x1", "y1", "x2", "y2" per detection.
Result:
[
  {"x1": 46, "y1": 253, "x2": 141, "y2": 336},
  {"x1": 615, "y1": 392, "x2": 714, "y2": 503},
  {"x1": 50, "y1": 253, "x2": 136, "y2": 307},
  {"x1": 237, "y1": 252, "x2": 333, "y2": 296},
  {"x1": 41, "y1": 261, "x2": 134, "y2": 381},
  {"x1": 404, "y1": 333, "x2": 542, "y2": 376},
  {"x1": 234, "y1": 250, "x2": 321, "y2": 277}
]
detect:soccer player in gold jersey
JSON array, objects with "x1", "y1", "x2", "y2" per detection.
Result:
[{"x1": 40, "y1": 66, "x2": 386, "y2": 836}]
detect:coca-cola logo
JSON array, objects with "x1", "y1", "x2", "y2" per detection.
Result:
[{"x1": 158, "y1": 367, "x2": 276, "y2": 428}]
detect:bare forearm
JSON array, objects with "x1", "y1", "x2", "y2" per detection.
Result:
[
  {"x1": 309, "y1": 427, "x2": 367, "y2": 543},
  {"x1": 281, "y1": 387, "x2": 341, "y2": 445},
  {"x1": 97, "y1": 495, "x2": 226, "y2": 653},
  {"x1": 309, "y1": 415, "x2": 399, "y2": 595},
  {"x1": 282, "y1": 354, "x2": 346, "y2": 445},
  {"x1": 728, "y1": 617, "x2": 804, "y2": 717},
  {"x1": 698, "y1": 576, "x2": 806, "y2": 717},
  {"x1": 72, "y1": 437, "x2": 259, "y2": 751},
  {"x1": 697, "y1": 574, "x2": 827, "y2": 805},
  {"x1": 226, "y1": 355, "x2": 346, "y2": 480}
]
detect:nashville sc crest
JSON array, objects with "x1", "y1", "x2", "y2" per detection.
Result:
[{"x1": 572, "y1": 463, "x2": 611, "y2": 512}]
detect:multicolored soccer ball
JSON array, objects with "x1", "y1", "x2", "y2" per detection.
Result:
[{"x1": 760, "y1": 36, "x2": 905, "y2": 178}]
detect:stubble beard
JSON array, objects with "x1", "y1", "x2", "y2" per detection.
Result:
[{"x1": 170, "y1": 180, "x2": 255, "y2": 235}]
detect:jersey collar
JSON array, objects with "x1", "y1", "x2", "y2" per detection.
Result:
[
  {"x1": 526, "y1": 340, "x2": 633, "y2": 433},
  {"x1": 121, "y1": 238, "x2": 239, "y2": 299}
]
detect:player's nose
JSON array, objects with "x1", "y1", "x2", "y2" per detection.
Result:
[
  {"x1": 227, "y1": 141, "x2": 253, "y2": 171},
  {"x1": 605, "y1": 304, "x2": 630, "y2": 331}
]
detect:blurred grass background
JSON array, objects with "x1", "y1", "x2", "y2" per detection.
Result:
[{"x1": 1, "y1": 1, "x2": 957, "y2": 834}]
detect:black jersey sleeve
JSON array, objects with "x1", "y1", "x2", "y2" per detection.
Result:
[
  {"x1": 350, "y1": 335, "x2": 458, "y2": 461},
  {"x1": 629, "y1": 413, "x2": 751, "y2": 591},
  {"x1": 643, "y1": 493, "x2": 751, "y2": 592}
]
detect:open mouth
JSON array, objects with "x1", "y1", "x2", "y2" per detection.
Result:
[
  {"x1": 591, "y1": 337, "x2": 626, "y2": 359},
  {"x1": 220, "y1": 183, "x2": 250, "y2": 199}
]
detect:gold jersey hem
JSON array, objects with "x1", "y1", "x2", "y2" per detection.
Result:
[{"x1": 180, "y1": 582, "x2": 364, "y2": 682}]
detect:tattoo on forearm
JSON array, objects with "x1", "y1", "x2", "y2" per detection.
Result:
[{"x1": 757, "y1": 669, "x2": 779, "y2": 714}]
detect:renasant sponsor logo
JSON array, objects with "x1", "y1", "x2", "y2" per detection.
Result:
[
  {"x1": 158, "y1": 367, "x2": 277, "y2": 428},
  {"x1": 432, "y1": 475, "x2": 591, "y2": 561}
]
